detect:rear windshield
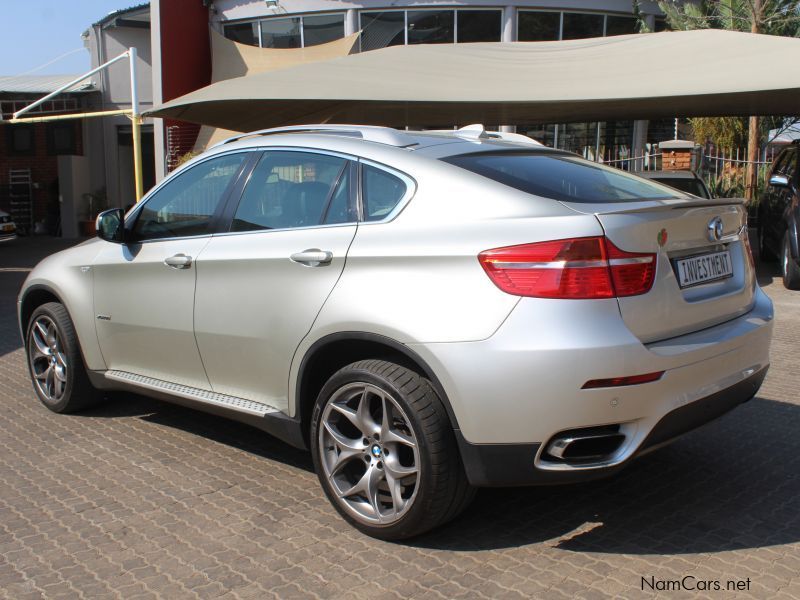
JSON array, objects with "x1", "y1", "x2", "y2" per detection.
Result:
[
  {"x1": 650, "y1": 177, "x2": 709, "y2": 199},
  {"x1": 443, "y1": 152, "x2": 680, "y2": 203}
]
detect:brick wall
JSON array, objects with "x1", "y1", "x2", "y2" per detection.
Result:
[{"x1": 0, "y1": 119, "x2": 84, "y2": 228}]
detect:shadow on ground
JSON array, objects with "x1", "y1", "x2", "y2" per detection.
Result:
[{"x1": 79, "y1": 391, "x2": 800, "y2": 556}]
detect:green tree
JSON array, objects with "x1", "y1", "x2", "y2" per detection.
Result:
[{"x1": 641, "y1": 0, "x2": 800, "y2": 199}]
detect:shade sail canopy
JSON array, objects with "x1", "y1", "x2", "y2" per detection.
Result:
[{"x1": 148, "y1": 30, "x2": 800, "y2": 131}]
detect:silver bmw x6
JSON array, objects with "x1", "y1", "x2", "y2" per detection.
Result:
[{"x1": 18, "y1": 125, "x2": 773, "y2": 539}]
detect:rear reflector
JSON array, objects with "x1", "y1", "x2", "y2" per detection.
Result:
[
  {"x1": 582, "y1": 371, "x2": 665, "y2": 389},
  {"x1": 479, "y1": 236, "x2": 655, "y2": 299}
]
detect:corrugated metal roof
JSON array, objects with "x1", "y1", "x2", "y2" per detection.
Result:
[
  {"x1": 0, "y1": 75, "x2": 96, "y2": 94},
  {"x1": 92, "y1": 3, "x2": 150, "y2": 28}
]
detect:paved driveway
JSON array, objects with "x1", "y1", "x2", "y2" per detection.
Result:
[{"x1": 1, "y1": 237, "x2": 799, "y2": 599}]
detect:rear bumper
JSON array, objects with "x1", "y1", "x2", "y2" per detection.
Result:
[
  {"x1": 457, "y1": 365, "x2": 767, "y2": 486},
  {"x1": 410, "y1": 286, "x2": 773, "y2": 486},
  {"x1": 0, "y1": 231, "x2": 17, "y2": 242}
]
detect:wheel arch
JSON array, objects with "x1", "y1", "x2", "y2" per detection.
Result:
[
  {"x1": 294, "y1": 332, "x2": 460, "y2": 446},
  {"x1": 18, "y1": 284, "x2": 65, "y2": 340}
]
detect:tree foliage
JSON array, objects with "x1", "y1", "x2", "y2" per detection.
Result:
[{"x1": 644, "y1": 1, "x2": 800, "y2": 149}]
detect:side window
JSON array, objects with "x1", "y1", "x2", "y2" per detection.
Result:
[
  {"x1": 771, "y1": 150, "x2": 790, "y2": 178},
  {"x1": 781, "y1": 149, "x2": 797, "y2": 183},
  {"x1": 132, "y1": 153, "x2": 246, "y2": 241},
  {"x1": 232, "y1": 151, "x2": 350, "y2": 231},
  {"x1": 361, "y1": 164, "x2": 408, "y2": 222}
]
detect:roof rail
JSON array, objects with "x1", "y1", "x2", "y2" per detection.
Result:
[
  {"x1": 427, "y1": 124, "x2": 543, "y2": 146},
  {"x1": 213, "y1": 125, "x2": 415, "y2": 148}
]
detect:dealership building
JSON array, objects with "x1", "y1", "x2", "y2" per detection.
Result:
[{"x1": 150, "y1": 0, "x2": 671, "y2": 180}]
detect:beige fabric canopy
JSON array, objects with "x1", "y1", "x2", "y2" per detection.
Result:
[
  {"x1": 193, "y1": 28, "x2": 360, "y2": 150},
  {"x1": 148, "y1": 29, "x2": 800, "y2": 131}
]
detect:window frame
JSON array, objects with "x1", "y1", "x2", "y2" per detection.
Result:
[
  {"x1": 359, "y1": 7, "x2": 503, "y2": 51},
  {"x1": 516, "y1": 9, "x2": 639, "y2": 42},
  {"x1": 124, "y1": 150, "x2": 258, "y2": 243},
  {"x1": 224, "y1": 12, "x2": 346, "y2": 49}
]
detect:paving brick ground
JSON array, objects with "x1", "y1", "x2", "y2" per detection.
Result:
[{"x1": 1, "y1": 236, "x2": 799, "y2": 600}]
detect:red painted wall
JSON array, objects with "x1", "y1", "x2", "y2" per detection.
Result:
[
  {"x1": 159, "y1": 0, "x2": 211, "y2": 103},
  {"x1": 158, "y1": 0, "x2": 210, "y2": 164}
]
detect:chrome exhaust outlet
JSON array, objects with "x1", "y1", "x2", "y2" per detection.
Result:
[{"x1": 546, "y1": 427, "x2": 626, "y2": 462}]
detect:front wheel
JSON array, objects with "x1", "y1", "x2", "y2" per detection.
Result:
[
  {"x1": 782, "y1": 233, "x2": 800, "y2": 290},
  {"x1": 310, "y1": 360, "x2": 474, "y2": 540},
  {"x1": 26, "y1": 302, "x2": 102, "y2": 413}
]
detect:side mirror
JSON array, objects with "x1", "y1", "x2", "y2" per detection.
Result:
[
  {"x1": 769, "y1": 174, "x2": 790, "y2": 188},
  {"x1": 96, "y1": 208, "x2": 126, "y2": 243}
]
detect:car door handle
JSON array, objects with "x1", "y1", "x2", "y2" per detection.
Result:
[
  {"x1": 164, "y1": 254, "x2": 192, "y2": 269},
  {"x1": 290, "y1": 249, "x2": 333, "y2": 267}
]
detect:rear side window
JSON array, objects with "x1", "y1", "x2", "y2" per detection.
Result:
[
  {"x1": 443, "y1": 152, "x2": 679, "y2": 203},
  {"x1": 362, "y1": 164, "x2": 407, "y2": 221}
]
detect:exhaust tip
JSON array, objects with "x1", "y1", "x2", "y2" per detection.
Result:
[{"x1": 545, "y1": 425, "x2": 626, "y2": 463}]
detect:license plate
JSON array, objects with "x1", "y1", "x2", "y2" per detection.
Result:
[
  {"x1": 675, "y1": 250, "x2": 733, "y2": 288},
  {"x1": 1, "y1": 224, "x2": 14, "y2": 232}
]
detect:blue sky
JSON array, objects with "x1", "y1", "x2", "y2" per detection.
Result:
[{"x1": 0, "y1": 1, "x2": 142, "y2": 76}]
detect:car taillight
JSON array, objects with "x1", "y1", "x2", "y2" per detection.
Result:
[{"x1": 478, "y1": 236, "x2": 655, "y2": 299}]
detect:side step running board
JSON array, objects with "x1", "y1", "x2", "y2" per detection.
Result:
[
  {"x1": 103, "y1": 370, "x2": 306, "y2": 449},
  {"x1": 106, "y1": 370, "x2": 278, "y2": 416}
]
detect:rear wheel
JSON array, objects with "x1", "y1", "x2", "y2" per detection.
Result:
[
  {"x1": 310, "y1": 360, "x2": 474, "y2": 540},
  {"x1": 26, "y1": 302, "x2": 102, "y2": 413},
  {"x1": 782, "y1": 233, "x2": 800, "y2": 290}
]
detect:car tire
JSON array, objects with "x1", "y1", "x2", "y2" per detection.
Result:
[
  {"x1": 782, "y1": 233, "x2": 800, "y2": 290},
  {"x1": 310, "y1": 359, "x2": 474, "y2": 540},
  {"x1": 25, "y1": 302, "x2": 103, "y2": 413}
]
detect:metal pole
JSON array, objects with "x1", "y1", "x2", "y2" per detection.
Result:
[
  {"x1": 7, "y1": 108, "x2": 132, "y2": 124},
  {"x1": 12, "y1": 51, "x2": 130, "y2": 119},
  {"x1": 129, "y1": 47, "x2": 144, "y2": 202}
]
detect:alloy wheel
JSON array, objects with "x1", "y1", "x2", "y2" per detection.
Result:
[
  {"x1": 28, "y1": 316, "x2": 68, "y2": 403},
  {"x1": 318, "y1": 382, "x2": 420, "y2": 525}
]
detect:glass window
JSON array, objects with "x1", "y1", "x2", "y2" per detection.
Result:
[
  {"x1": 605, "y1": 15, "x2": 637, "y2": 36},
  {"x1": 7, "y1": 125, "x2": 35, "y2": 155},
  {"x1": 303, "y1": 14, "x2": 345, "y2": 47},
  {"x1": 518, "y1": 11, "x2": 560, "y2": 42},
  {"x1": 562, "y1": 13, "x2": 604, "y2": 40},
  {"x1": 261, "y1": 17, "x2": 301, "y2": 49},
  {"x1": 362, "y1": 165, "x2": 407, "y2": 221},
  {"x1": 519, "y1": 124, "x2": 556, "y2": 147},
  {"x1": 232, "y1": 152, "x2": 349, "y2": 232},
  {"x1": 557, "y1": 122, "x2": 598, "y2": 156},
  {"x1": 46, "y1": 122, "x2": 77, "y2": 155},
  {"x1": 651, "y1": 177, "x2": 709, "y2": 198},
  {"x1": 324, "y1": 167, "x2": 355, "y2": 224},
  {"x1": 443, "y1": 152, "x2": 679, "y2": 203},
  {"x1": 360, "y1": 12, "x2": 405, "y2": 52},
  {"x1": 781, "y1": 149, "x2": 797, "y2": 181},
  {"x1": 407, "y1": 10, "x2": 454, "y2": 45},
  {"x1": 224, "y1": 22, "x2": 258, "y2": 46},
  {"x1": 457, "y1": 10, "x2": 502, "y2": 43},
  {"x1": 132, "y1": 154, "x2": 246, "y2": 240}
]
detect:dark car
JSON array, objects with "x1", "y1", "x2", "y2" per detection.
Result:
[
  {"x1": 758, "y1": 141, "x2": 800, "y2": 289},
  {"x1": 635, "y1": 170, "x2": 712, "y2": 199}
]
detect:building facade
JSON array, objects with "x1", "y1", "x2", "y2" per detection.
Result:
[
  {"x1": 0, "y1": 76, "x2": 96, "y2": 235},
  {"x1": 151, "y1": 0, "x2": 672, "y2": 180}
]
